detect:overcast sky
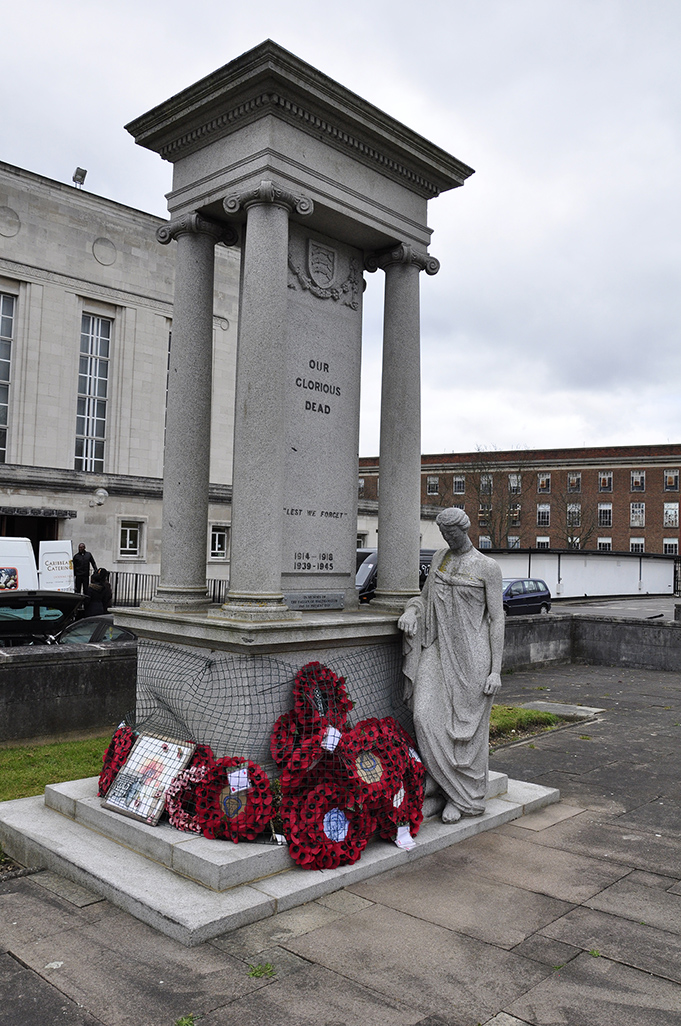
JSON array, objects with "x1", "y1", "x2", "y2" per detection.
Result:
[{"x1": 3, "y1": 0, "x2": 680, "y2": 457}]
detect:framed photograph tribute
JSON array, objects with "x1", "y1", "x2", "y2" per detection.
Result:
[{"x1": 102, "y1": 733, "x2": 196, "y2": 825}]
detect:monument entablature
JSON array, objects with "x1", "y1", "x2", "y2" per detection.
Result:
[{"x1": 126, "y1": 40, "x2": 473, "y2": 254}]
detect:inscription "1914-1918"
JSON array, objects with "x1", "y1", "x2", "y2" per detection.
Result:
[{"x1": 293, "y1": 552, "x2": 334, "y2": 571}]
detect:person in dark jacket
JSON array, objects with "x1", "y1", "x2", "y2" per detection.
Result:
[
  {"x1": 73, "y1": 543, "x2": 97, "y2": 593},
  {"x1": 85, "y1": 569, "x2": 112, "y2": 616}
]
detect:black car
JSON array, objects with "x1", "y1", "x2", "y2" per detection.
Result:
[
  {"x1": 356, "y1": 549, "x2": 437, "y2": 603},
  {"x1": 502, "y1": 578, "x2": 552, "y2": 616},
  {"x1": 0, "y1": 590, "x2": 84, "y2": 646},
  {"x1": 52, "y1": 614, "x2": 136, "y2": 645}
]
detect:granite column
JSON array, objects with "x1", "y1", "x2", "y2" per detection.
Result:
[
  {"x1": 220, "y1": 180, "x2": 313, "y2": 619},
  {"x1": 372, "y1": 244, "x2": 439, "y2": 610},
  {"x1": 153, "y1": 214, "x2": 237, "y2": 610}
]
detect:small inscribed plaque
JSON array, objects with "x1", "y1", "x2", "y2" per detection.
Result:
[
  {"x1": 284, "y1": 591, "x2": 345, "y2": 610},
  {"x1": 102, "y1": 733, "x2": 195, "y2": 825}
]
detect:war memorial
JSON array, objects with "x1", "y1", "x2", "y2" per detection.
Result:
[{"x1": 0, "y1": 41, "x2": 558, "y2": 945}]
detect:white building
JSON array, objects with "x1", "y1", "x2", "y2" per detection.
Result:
[{"x1": 0, "y1": 160, "x2": 241, "y2": 587}]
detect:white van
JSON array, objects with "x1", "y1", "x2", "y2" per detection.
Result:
[
  {"x1": 38, "y1": 540, "x2": 74, "y2": 591},
  {"x1": 0, "y1": 537, "x2": 39, "y2": 591}
]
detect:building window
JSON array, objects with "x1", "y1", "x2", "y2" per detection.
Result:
[
  {"x1": 118, "y1": 519, "x2": 144, "y2": 559},
  {"x1": 598, "y1": 471, "x2": 613, "y2": 492},
  {"x1": 663, "y1": 539, "x2": 679, "y2": 555},
  {"x1": 597, "y1": 538, "x2": 612, "y2": 551},
  {"x1": 478, "y1": 503, "x2": 492, "y2": 527},
  {"x1": 630, "y1": 538, "x2": 645, "y2": 553},
  {"x1": 426, "y1": 475, "x2": 439, "y2": 495},
  {"x1": 663, "y1": 502, "x2": 679, "y2": 528},
  {"x1": 537, "y1": 473, "x2": 551, "y2": 494},
  {"x1": 507, "y1": 535, "x2": 520, "y2": 549},
  {"x1": 480, "y1": 473, "x2": 493, "y2": 495},
  {"x1": 537, "y1": 503, "x2": 550, "y2": 527},
  {"x1": 567, "y1": 503, "x2": 581, "y2": 528},
  {"x1": 508, "y1": 503, "x2": 521, "y2": 527},
  {"x1": 209, "y1": 524, "x2": 230, "y2": 560},
  {"x1": 630, "y1": 470, "x2": 646, "y2": 492},
  {"x1": 75, "y1": 313, "x2": 111, "y2": 472},
  {"x1": 536, "y1": 537, "x2": 550, "y2": 549},
  {"x1": 664, "y1": 470, "x2": 679, "y2": 492},
  {"x1": 358, "y1": 477, "x2": 364, "y2": 498},
  {"x1": 630, "y1": 502, "x2": 645, "y2": 528},
  {"x1": 508, "y1": 473, "x2": 522, "y2": 495},
  {"x1": 478, "y1": 535, "x2": 492, "y2": 549},
  {"x1": 452, "y1": 475, "x2": 465, "y2": 494},
  {"x1": 452, "y1": 503, "x2": 465, "y2": 511},
  {"x1": 0, "y1": 293, "x2": 15, "y2": 464},
  {"x1": 567, "y1": 472, "x2": 581, "y2": 493},
  {"x1": 598, "y1": 502, "x2": 612, "y2": 528},
  {"x1": 568, "y1": 537, "x2": 581, "y2": 550},
  {"x1": 356, "y1": 532, "x2": 368, "y2": 548}
]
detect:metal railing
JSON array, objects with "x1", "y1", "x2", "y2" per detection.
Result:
[{"x1": 109, "y1": 572, "x2": 229, "y2": 607}]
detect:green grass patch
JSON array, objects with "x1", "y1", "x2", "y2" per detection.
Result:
[
  {"x1": 490, "y1": 705, "x2": 560, "y2": 740},
  {"x1": 0, "y1": 735, "x2": 110, "y2": 802}
]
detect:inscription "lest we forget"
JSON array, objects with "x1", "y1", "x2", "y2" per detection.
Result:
[{"x1": 295, "y1": 358, "x2": 341, "y2": 415}]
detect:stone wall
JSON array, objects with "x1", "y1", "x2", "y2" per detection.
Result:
[{"x1": 0, "y1": 644, "x2": 137, "y2": 743}]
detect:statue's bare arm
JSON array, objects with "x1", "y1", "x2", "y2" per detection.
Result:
[{"x1": 482, "y1": 558, "x2": 504, "y2": 695}]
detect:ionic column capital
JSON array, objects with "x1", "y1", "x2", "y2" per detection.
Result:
[
  {"x1": 156, "y1": 213, "x2": 239, "y2": 247},
  {"x1": 223, "y1": 179, "x2": 314, "y2": 217},
  {"x1": 365, "y1": 243, "x2": 440, "y2": 276}
]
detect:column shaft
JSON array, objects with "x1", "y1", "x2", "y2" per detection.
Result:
[
  {"x1": 374, "y1": 259, "x2": 423, "y2": 607},
  {"x1": 155, "y1": 228, "x2": 216, "y2": 608},
  {"x1": 226, "y1": 201, "x2": 290, "y2": 605}
]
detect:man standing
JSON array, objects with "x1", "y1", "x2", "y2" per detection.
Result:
[{"x1": 73, "y1": 542, "x2": 97, "y2": 594}]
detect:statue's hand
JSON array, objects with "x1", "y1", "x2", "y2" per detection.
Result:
[
  {"x1": 397, "y1": 609, "x2": 418, "y2": 637},
  {"x1": 483, "y1": 671, "x2": 501, "y2": 696}
]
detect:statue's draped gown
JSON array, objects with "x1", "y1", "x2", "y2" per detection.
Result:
[{"x1": 403, "y1": 546, "x2": 495, "y2": 815}]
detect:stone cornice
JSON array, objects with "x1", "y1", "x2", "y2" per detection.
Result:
[
  {"x1": 0, "y1": 464, "x2": 232, "y2": 503},
  {"x1": 126, "y1": 41, "x2": 474, "y2": 199},
  {"x1": 156, "y1": 213, "x2": 239, "y2": 247},
  {"x1": 365, "y1": 243, "x2": 440, "y2": 275},
  {"x1": 223, "y1": 179, "x2": 314, "y2": 217}
]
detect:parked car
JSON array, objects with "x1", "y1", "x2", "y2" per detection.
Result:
[
  {"x1": 502, "y1": 578, "x2": 552, "y2": 616},
  {"x1": 50, "y1": 614, "x2": 137, "y2": 645},
  {"x1": 0, "y1": 590, "x2": 84, "y2": 646},
  {"x1": 356, "y1": 549, "x2": 437, "y2": 603}
]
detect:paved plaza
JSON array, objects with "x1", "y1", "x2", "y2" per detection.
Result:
[{"x1": 2, "y1": 661, "x2": 681, "y2": 1026}]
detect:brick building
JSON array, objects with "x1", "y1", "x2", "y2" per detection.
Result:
[{"x1": 358, "y1": 445, "x2": 681, "y2": 555}]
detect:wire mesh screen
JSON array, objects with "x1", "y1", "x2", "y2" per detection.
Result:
[{"x1": 135, "y1": 638, "x2": 413, "y2": 773}]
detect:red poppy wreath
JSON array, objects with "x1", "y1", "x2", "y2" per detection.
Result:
[
  {"x1": 336, "y1": 717, "x2": 407, "y2": 808},
  {"x1": 98, "y1": 724, "x2": 136, "y2": 797},
  {"x1": 286, "y1": 782, "x2": 376, "y2": 870},
  {"x1": 194, "y1": 756, "x2": 273, "y2": 842},
  {"x1": 374, "y1": 719, "x2": 425, "y2": 839},
  {"x1": 165, "y1": 744, "x2": 216, "y2": 834},
  {"x1": 292, "y1": 661, "x2": 353, "y2": 732},
  {"x1": 270, "y1": 710, "x2": 326, "y2": 780}
]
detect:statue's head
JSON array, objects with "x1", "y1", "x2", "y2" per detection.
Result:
[{"x1": 436, "y1": 507, "x2": 472, "y2": 552}]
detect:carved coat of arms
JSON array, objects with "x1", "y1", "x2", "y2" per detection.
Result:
[{"x1": 308, "y1": 241, "x2": 336, "y2": 288}]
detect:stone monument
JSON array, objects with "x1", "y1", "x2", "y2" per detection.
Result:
[
  {"x1": 399, "y1": 508, "x2": 504, "y2": 822},
  {"x1": 117, "y1": 40, "x2": 475, "y2": 752}
]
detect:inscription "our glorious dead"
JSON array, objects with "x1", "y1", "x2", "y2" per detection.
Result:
[{"x1": 295, "y1": 358, "x2": 341, "y2": 415}]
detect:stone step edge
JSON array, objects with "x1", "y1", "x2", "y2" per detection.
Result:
[{"x1": 0, "y1": 777, "x2": 558, "y2": 947}]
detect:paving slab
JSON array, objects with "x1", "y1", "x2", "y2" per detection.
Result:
[
  {"x1": 209, "y1": 901, "x2": 350, "y2": 958},
  {"x1": 507, "y1": 950, "x2": 681, "y2": 1026},
  {"x1": 8, "y1": 905, "x2": 271, "y2": 1026},
  {"x1": 431, "y1": 828, "x2": 629, "y2": 903},
  {"x1": 540, "y1": 905, "x2": 681, "y2": 984},
  {"x1": 499, "y1": 810, "x2": 681, "y2": 877},
  {"x1": 346, "y1": 858, "x2": 574, "y2": 950},
  {"x1": 0, "y1": 951, "x2": 101, "y2": 1026},
  {"x1": 507, "y1": 801, "x2": 583, "y2": 831},
  {"x1": 30, "y1": 870, "x2": 105, "y2": 908},
  {"x1": 585, "y1": 875, "x2": 681, "y2": 934},
  {"x1": 615, "y1": 798, "x2": 681, "y2": 836},
  {"x1": 284, "y1": 903, "x2": 551, "y2": 1024},
  {"x1": 198, "y1": 962, "x2": 425, "y2": 1026},
  {"x1": 510, "y1": 934, "x2": 581, "y2": 968},
  {"x1": 0, "y1": 876, "x2": 119, "y2": 952}
]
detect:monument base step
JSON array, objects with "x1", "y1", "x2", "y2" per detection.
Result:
[{"x1": 0, "y1": 773, "x2": 559, "y2": 947}]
